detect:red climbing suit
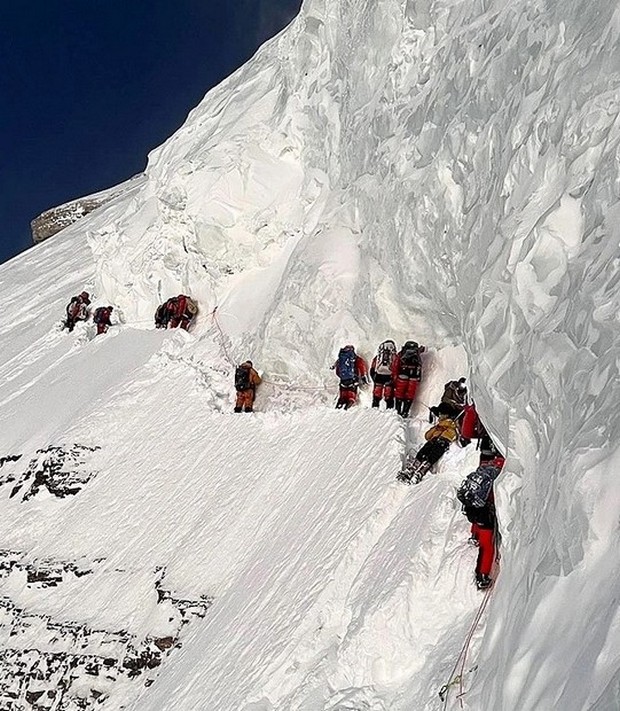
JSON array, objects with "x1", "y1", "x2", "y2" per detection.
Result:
[
  {"x1": 391, "y1": 351, "x2": 422, "y2": 401},
  {"x1": 370, "y1": 354, "x2": 394, "y2": 406},
  {"x1": 93, "y1": 306, "x2": 113, "y2": 335},
  {"x1": 335, "y1": 354, "x2": 368, "y2": 409},
  {"x1": 471, "y1": 521, "x2": 496, "y2": 576}
]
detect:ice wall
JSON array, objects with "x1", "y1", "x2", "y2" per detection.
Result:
[{"x1": 50, "y1": 0, "x2": 620, "y2": 706}]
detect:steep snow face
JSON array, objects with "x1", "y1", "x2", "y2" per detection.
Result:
[{"x1": 2, "y1": 0, "x2": 620, "y2": 708}]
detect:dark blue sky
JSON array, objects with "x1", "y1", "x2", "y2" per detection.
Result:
[{"x1": 0, "y1": 0, "x2": 302, "y2": 265}]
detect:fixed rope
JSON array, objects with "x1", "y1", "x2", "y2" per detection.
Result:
[
  {"x1": 210, "y1": 306, "x2": 328, "y2": 394},
  {"x1": 439, "y1": 573, "x2": 496, "y2": 710},
  {"x1": 210, "y1": 306, "x2": 236, "y2": 367}
]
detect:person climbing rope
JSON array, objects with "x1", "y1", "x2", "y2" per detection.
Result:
[
  {"x1": 64, "y1": 291, "x2": 91, "y2": 332},
  {"x1": 391, "y1": 341, "x2": 425, "y2": 417},
  {"x1": 234, "y1": 360, "x2": 262, "y2": 413},
  {"x1": 332, "y1": 345, "x2": 369, "y2": 410},
  {"x1": 398, "y1": 404, "x2": 459, "y2": 483},
  {"x1": 93, "y1": 306, "x2": 114, "y2": 336},
  {"x1": 457, "y1": 460, "x2": 504, "y2": 589},
  {"x1": 370, "y1": 340, "x2": 397, "y2": 409}
]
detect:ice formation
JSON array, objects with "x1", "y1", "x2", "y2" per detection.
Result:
[{"x1": 1, "y1": 0, "x2": 619, "y2": 709}]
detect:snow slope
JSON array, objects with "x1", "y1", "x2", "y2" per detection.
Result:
[{"x1": 2, "y1": 0, "x2": 620, "y2": 708}]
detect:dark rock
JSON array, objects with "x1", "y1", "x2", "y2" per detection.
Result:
[
  {"x1": 7, "y1": 444, "x2": 101, "y2": 501},
  {"x1": 153, "y1": 636, "x2": 175, "y2": 651},
  {"x1": 25, "y1": 690, "x2": 44, "y2": 703}
]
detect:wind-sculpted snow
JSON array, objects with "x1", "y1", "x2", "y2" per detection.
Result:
[{"x1": 1, "y1": 0, "x2": 620, "y2": 708}]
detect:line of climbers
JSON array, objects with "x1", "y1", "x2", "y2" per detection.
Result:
[
  {"x1": 329, "y1": 340, "x2": 426, "y2": 415},
  {"x1": 64, "y1": 292, "x2": 115, "y2": 336},
  {"x1": 63, "y1": 293, "x2": 502, "y2": 590},
  {"x1": 230, "y1": 344, "x2": 503, "y2": 590},
  {"x1": 62, "y1": 291, "x2": 199, "y2": 336}
]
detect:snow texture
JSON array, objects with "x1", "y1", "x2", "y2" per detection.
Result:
[{"x1": 1, "y1": 0, "x2": 620, "y2": 709}]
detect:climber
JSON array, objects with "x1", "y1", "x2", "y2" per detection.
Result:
[
  {"x1": 93, "y1": 306, "x2": 114, "y2": 336},
  {"x1": 457, "y1": 460, "x2": 504, "y2": 590},
  {"x1": 397, "y1": 404, "x2": 459, "y2": 484},
  {"x1": 431, "y1": 377, "x2": 468, "y2": 420},
  {"x1": 370, "y1": 340, "x2": 397, "y2": 409},
  {"x1": 391, "y1": 340, "x2": 425, "y2": 417},
  {"x1": 460, "y1": 403, "x2": 505, "y2": 467},
  {"x1": 332, "y1": 345, "x2": 369, "y2": 410},
  {"x1": 64, "y1": 291, "x2": 91, "y2": 332},
  {"x1": 169, "y1": 294, "x2": 198, "y2": 331},
  {"x1": 234, "y1": 360, "x2": 262, "y2": 413}
]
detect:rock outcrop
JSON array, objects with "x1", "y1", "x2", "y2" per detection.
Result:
[{"x1": 30, "y1": 175, "x2": 144, "y2": 244}]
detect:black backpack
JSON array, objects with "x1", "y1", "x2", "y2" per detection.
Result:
[
  {"x1": 457, "y1": 464, "x2": 501, "y2": 508},
  {"x1": 93, "y1": 307, "x2": 108, "y2": 323},
  {"x1": 235, "y1": 366, "x2": 251, "y2": 391},
  {"x1": 399, "y1": 341, "x2": 422, "y2": 378}
]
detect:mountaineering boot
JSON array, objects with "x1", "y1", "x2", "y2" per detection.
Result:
[
  {"x1": 401, "y1": 399, "x2": 413, "y2": 418},
  {"x1": 397, "y1": 469, "x2": 411, "y2": 484},
  {"x1": 385, "y1": 398, "x2": 394, "y2": 409},
  {"x1": 476, "y1": 573, "x2": 492, "y2": 590},
  {"x1": 397, "y1": 459, "x2": 431, "y2": 484},
  {"x1": 411, "y1": 460, "x2": 431, "y2": 483},
  {"x1": 372, "y1": 396, "x2": 381, "y2": 408}
]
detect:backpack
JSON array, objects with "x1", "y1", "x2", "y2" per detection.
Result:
[
  {"x1": 235, "y1": 365, "x2": 251, "y2": 391},
  {"x1": 457, "y1": 464, "x2": 501, "y2": 508},
  {"x1": 93, "y1": 307, "x2": 111, "y2": 324},
  {"x1": 398, "y1": 341, "x2": 422, "y2": 378},
  {"x1": 66, "y1": 297, "x2": 83, "y2": 320},
  {"x1": 337, "y1": 346, "x2": 357, "y2": 384},
  {"x1": 165, "y1": 297, "x2": 178, "y2": 316},
  {"x1": 375, "y1": 340, "x2": 396, "y2": 376}
]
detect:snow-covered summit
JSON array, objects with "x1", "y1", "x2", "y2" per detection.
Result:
[{"x1": 1, "y1": 0, "x2": 620, "y2": 708}]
